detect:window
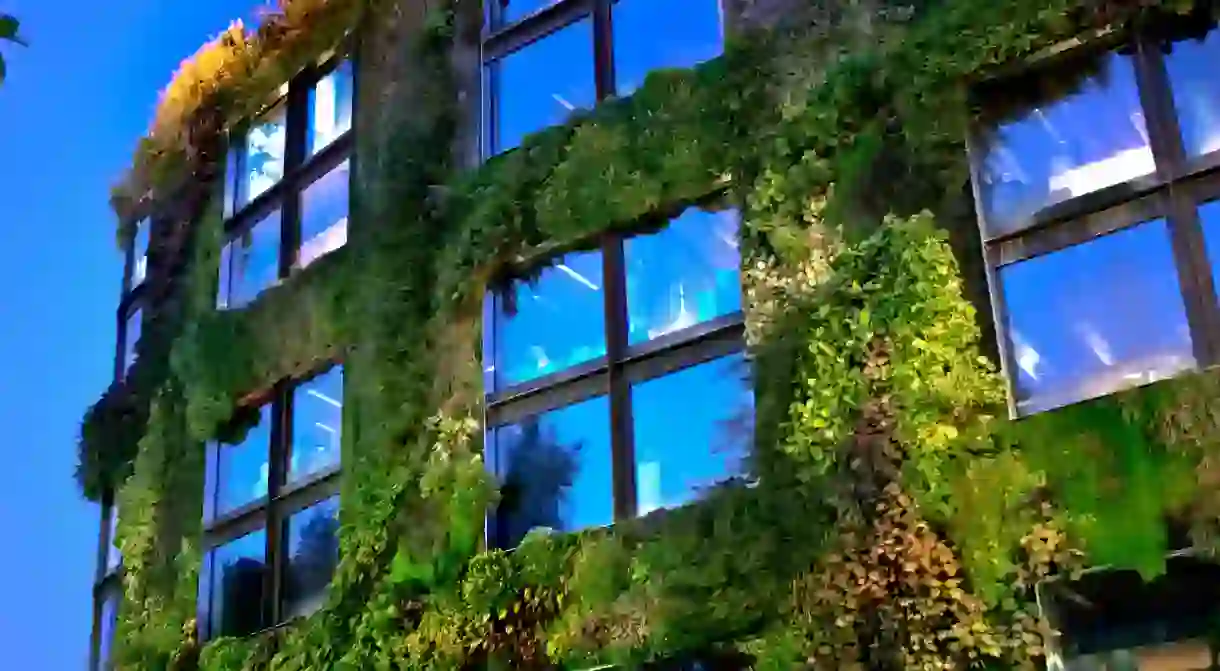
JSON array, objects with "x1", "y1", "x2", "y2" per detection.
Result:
[
  {"x1": 482, "y1": 0, "x2": 725, "y2": 156},
  {"x1": 121, "y1": 307, "x2": 141, "y2": 376},
  {"x1": 198, "y1": 366, "x2": 344, "y2": 640},
  {"x1": 970, "y1": 24, "x2": 1220, "y2": 415},
  {"x1": 217, "y1": 56, "x2": 354, "y2": 309},
  {"x1": 484, "y1": 204, "x2": 751, "y2": 548},
  {"x1": 131, "y1": 217, "x2": 150, "y2": 288},
  {"x1": 90, "y1": 498, "x2": 122, "y2": 671}
]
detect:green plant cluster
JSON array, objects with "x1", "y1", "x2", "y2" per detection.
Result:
[{"x1": 80, "y1": 0, "x2": 1220, "y2": 669}]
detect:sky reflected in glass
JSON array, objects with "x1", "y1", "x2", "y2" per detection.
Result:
[
  {"x1": 99, "y1": 592, "x2": 117, "y2": 669},
  {"x1": 613, "y1": 0, "x2": 724, "y2": 95},
  {"x1": 288, "y1": 367, "x2": 343, "y2": 484},
  {"x1": 490, "y1": 18, "x2": 595, "y2": 154},
  {"x1": 105, "y1": 504, "x2": 121, "y2": 573},
  {"x1": 490, "y1": 249, "x2": 606, "y2": 390},
  {"x1": 132, "y1": 218, "x2": 150, "y2": 287},
  {"x1": 210, "y1": 406, "x2": 272, "y2": 520},
  {"x1": 202, "y1": 528, "x2": 266, "y2": 638},
  {"x1": 490, "y1": 395, "x2": 613, "y2": 548},
  {"x1": 307, "y1": 60, "x2": 354, "y2": 157},
  {"x1": 296, "y1": 161, "x2": 349, "y2": 271},
  {"x1": 977, "y1": 52, "x2": 1152, "y2": 237},
  {"x1": 1000, "y1": 219, "x2": 1194, "y2": 414},
  {"x1": 1194, "y1": 200, "x2": 1220, "y2": 311},
  {"x1": 283, "y1": 496, "x2": 340, "y2": 619},
  {"x1": 625, "y1": 207, "x2": 740, "y2": 344},
  {"x1": 123, "y1": 308, "x2": 141, "y2": 374},
  {"x1": 1165, "y1": 30, "x2": 1220, "y2": 159},
  {"x1": 219, "y1": 210, "x2": 281, "y2": 309},
  {"x1": 497, "y1": 0, "x2": 562, "y2": 25},
  {"x1": 244, "y1": 101, "x2": 288, "y2": 203},
  {"x1": 632, "y1": 353, "x2": 752, "y2": 515}
]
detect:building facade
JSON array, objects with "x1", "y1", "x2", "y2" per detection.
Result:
[{"x1": 81, "y1": 0, "x2": 1220, "y2": 669}]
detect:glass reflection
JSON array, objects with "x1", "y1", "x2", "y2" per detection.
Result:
[
  {"x1": 202, "y1": 529, "x2": 267, "y2": 638},
  {"x1": 243, "y1": 102, "x2": 288, "y2": 204},
  {"x1": 123, "y1": 308, "x2": 141, "y2": 374},
  {"x1": 308, "y1": 60, "x2": 354, "y2": 156},
  {"x1": 631, "y1": 353, "x2": 753, "y2": 515},
  {"x1": 977, "y1": 52, "x2": 1152, "y2": 237},
  {"x1": 106, "y1": 504, "x2": 121, "y2": 573},
  {"x1": 99, "y1": 592, "x2": 117, "y2": 668},
  {"x1": 1165, "y1": 29, "x2": 1220, "y2": 159},
  {"x1": 296, "y1": 161, "x2": 349, "y2": 270},
  {"x1": 208, "y1": 406, "x2": 272, "y2": 521},
  {"x1": 496, "y1": 0, "x2": 563, "y2": 27},
  {"x1": 288, "y1": 367, "x2": 343, "y2": 484},
  {"x1": 218, "y1": 210, "x2": 281, "y2": 310},
  {"x1": 1000, "y1": 219, "x2": 1194, "y2": 414},
  {"x1": 490, "y1": 249, "x2": 606, "y2": 390},
  {"x1": 489, "y1": 18, "x2": 595, "y2": 154},
  {"x1": 613, "y1": 0, "x2": 724, "y2": 96},
  {"x1": 224, "y1": 144, "x2": 241, "y2": 219},
  {"x1": 625, "y1": 207, "x2": 741, "y2": 344},
  {"x1": 132, "y1": 218, "x2": 149, "y2": 287},
  {"x1": 489, "y1": 396, "x2": 613, "y2": 548},
  {"x1": 282, "y1": 496, "x2": 340, "y2": 619},
  {"x1": 1194, "y1": 200, "x2": 1220, "y2": 310}
]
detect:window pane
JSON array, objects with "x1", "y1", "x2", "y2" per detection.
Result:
[
  {"x1": 201, "y1": 529, "x2": 267, "y2": 638},
  {"x1": 288, "y1": 367, "x2": 343, "y2": 484},
  {"x1": 132, "y1": 218, "x2": 150, "y2": 286},
  {"x1": 1195, "y1": 200, "x2": 1220, "y2": 307},
  {"x1": 489, "y1": 18, "x2": 595, "y2": 154},
  {"x1": 1000, "y1": 219, "x2": 1194, "y2": 414},
  {"x1": 105, "y1": 504, "x2": 121, "y2": 573},
  {"x1": 497, "y1": 0, "x2": 562, "y2": 25},
  {"x1": 613, "y1": 0, "x2": 724, "y2": 96},
  {"x1": 976, "y1": 52, "x2": 1152, "y2": 238},
  {"x1": 489, "y1": 249, "x2": 606, "y2": 390},
  {"x1": 218, "y1": 210, "x2": 281, "y2": 310},
  {"x1": 631, "y1": 353, "x2": 753, "y2": 515},
  {"x1": 489, "y1": 395, "x2": 613, "y2": 548},
  {"x1": 308, "y1": 60, "x2": 354, "y2": 156},
  {"x1": 296, "y1": 161, "x2": 349, "y2": 271},
  {"x1": 123, "y1": 308, "x2": 141, "y2": 374},
  {"x1": 282, "y1": 496, "x2": 340, "y2": 619},
  {"x1": 98, "y1": 592, "x2": 118, "y2": 669},
  {"x1": 207, "y1": 406, "x2": 272, "y2": 521},
  {"x1": 625, "y1": 207, "x2": 741, "y2": 344},
  {"x1": 1165, "y1": 28, "x2": 1220, "y2": 159},
  {"x1": 242, "y1": 101, "x2": 288, "y2": 205},
  {"x1": 224, "y1": 144, "x2": 241, "y2": 219}
]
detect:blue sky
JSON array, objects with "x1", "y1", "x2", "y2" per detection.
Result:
[{"x1": 0, "y1": 0, "x2": 259, "y2": 666}]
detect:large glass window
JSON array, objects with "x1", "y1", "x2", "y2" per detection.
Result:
[
  {"x1": 482, "y1": 0, "x2": 725, "y2": 157},
  {"x1": 219, "y1": 57, "x2": 354, "y2": 309},
  {"x1": 489, "y1": 249, "x2": 606, "y2": 390},
  {"x1": 131, "y1": 217, "x2": 150, "y2": 288},
  {"x1": 971, "y1": 25, "x2": 1220, "y2": 415},
  {"x1": 198, "y1": 364, "x2": 344, "y2": 641},
  {"x1": 485, "y1": 202, "x2": 751, "y2": 547},
  {"x1": 97, "y1": 590, "x2": 118, "y2": 670},
  {"x1": 122, "y1": 307, "x2": 141, "y2": 375}
]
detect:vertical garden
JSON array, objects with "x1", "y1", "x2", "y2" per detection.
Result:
[{"x1": 78, "y1": 0, "x2": 1220, "y2": 669}]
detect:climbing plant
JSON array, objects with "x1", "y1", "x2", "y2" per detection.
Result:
[{"x1": 77, "y1": 0, "x2": 1220, "y2": 669}]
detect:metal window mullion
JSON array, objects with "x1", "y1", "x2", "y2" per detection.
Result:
[
  {"x1": 602, "y1": 233, "x2": 636, "y2": 521},
  {"x1": 1134, "y1": 37, "x2": 1220, "y2": 368},
  {"x1": 281, "y1": 77, "x2": 310, "y2": 280},
  {"x1": 592, "y1": 0, "x2": 614, "y2": 100},
  {"x1": 266, "y1": 383, "x2": 291, "y2": 627}
]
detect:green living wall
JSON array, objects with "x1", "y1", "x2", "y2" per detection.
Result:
[{"x1": 77, "y1": 0, "x2": 1220, "y2": 668}]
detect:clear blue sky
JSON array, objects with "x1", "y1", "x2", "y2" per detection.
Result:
[{"x1": 0, "y1": 0, "x2": 259, "y2": 666}]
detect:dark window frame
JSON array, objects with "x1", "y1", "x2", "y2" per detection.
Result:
[
  {"x1": 968, "y1": 23, "x2": 1220, "y2": 418},
  {"x1": 484, "y1": 194, "x2": 749, "y2": 546},
  {"x1": 218, "y1": 51, "x2": 356, "y2": 310},
  {"x1": 197, "y1": 360, "x2": 345, "y2": 642}
]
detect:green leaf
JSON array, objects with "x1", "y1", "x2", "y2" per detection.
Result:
[{"x1": 0, "y1": 16, "x2": 26, "y2": 46}]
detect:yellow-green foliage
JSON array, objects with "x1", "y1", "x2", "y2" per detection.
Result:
[{"x1": 80, "y1": 0, "x2": 1220, "y2": 669}]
